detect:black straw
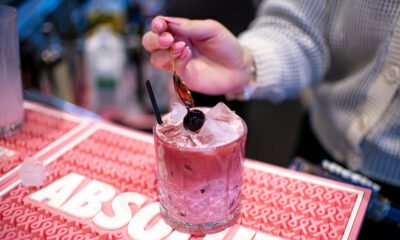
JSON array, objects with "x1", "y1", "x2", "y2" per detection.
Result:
[{"x1": 145, "y1": 80, "x2": 163, "y2": 125}]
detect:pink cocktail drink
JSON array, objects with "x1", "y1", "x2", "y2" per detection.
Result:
[{"x1": 153, "y1": 103, "x2": 247, "y2": 235}]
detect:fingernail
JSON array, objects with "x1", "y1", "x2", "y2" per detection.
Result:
[
  {"x1": 154, "y1": 20, "x2": 163, "y2": 30},
  {"x1": 163, "y1": 17, "x2": 182, "y2": 26},
  {"x1": 172, "y1": 41, "x2": 186, "y2": 52},
  {"x1": 180, "y1": 46, "x2": 191, "y2": 59},
  {"x1": 159, "y1": 33, "x2": 173, "y2": 46},
  {"x1": 172, "y1": 48, "x2": 181, "y2": 55},
  {"x1": 172, "y1": 50, "x2": 181, "y2": 58}
]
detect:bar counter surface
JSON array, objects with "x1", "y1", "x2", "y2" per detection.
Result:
[{"x1": 0, "y1": 101, "x2": 370, "y2": 240}]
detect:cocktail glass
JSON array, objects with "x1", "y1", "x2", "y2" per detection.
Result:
[{"x1": 153, "y1": 107, "x2": 247, "y2": 235}]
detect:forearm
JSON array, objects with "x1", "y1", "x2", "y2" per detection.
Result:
[{"x1": 238, "y1": 0, "x2": 331, "y2": 102}]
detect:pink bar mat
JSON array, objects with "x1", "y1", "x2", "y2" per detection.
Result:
[{"x1": 0, "y1": 101, "x2": 370, "y2": 240}]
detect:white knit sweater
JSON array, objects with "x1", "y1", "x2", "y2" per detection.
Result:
[{"x1": 239, "y1": 0, "x2": 400, "y2": 186}]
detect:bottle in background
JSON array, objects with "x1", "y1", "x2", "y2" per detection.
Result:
[{"x1": 84, "y1": 26, "x2": 126, "y2": 114}]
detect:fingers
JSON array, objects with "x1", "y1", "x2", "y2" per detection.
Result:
[
  {"x1": 151, "y1": 17, "x2": 168, "y2": 33},
  {"x1": 142, "y1": 16, "x2": 186, "y2": 52},
  {"x1": 153, "y1": 15, "x2": 221, "y2": 40},
  {"x1": 142, "y1": 16, "x2": 180, "y2": 51},
  {"x1": 170, "y1": 41, "x2": 185, "y2": 56},
  {"x1": 142, "y1": 31, "x2": 173, "y2": 52},
  {"x1": 151, "y1": 16, "x2": 182, "y2": 33},
  {"x1": 150, "y1": 45, "x2": 191, "y2": 74},
  {"x1": 143, "y1": 15, "x2": 223, "y2": 52},
  {"x1": 144, "y1": 16, "x2": 195, "y2": 78},
  {"x1": 167, "y1": 18, "x2": 223, "y2": 41},
  {"x1": 178, "y1": 46, "x2": 191, "y2": 61}
]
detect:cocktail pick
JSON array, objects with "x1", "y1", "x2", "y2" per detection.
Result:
[
  {"x1": 170, "y1": 48, "x2": 195, "y2": 108},
  {"x1": 145, "y1": 80, "x2": 163, "y2": 125}
]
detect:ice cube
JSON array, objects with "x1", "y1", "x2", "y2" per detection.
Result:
[
  {"x1": 206, "y1": 102, "x2": 237, "y2": 122},
  {"x1": 197, "y1": 118, "x2": 238, "y2": 145},
  {"x1": 182, "y1": 135, "x2": 198, "y2": 147},
  {"x1": 158, "y1": 124, "x2": 182, "y2": 138},
  {"x1": 19, "y1": 157, "x2": 46, "y2": 187},
  {"x1": 169, "y1": 102, "x2": 188, "y2": 124},
  {"x1": 213, "y1": 120, "x2": 239, "y2": 143},
  {"x1": 189, "y1": 134, "x2": 214, "y2": 148}
]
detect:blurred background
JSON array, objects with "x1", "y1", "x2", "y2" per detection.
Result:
[{"x1": 2, "y1": 0, "x2": 304, "y2": 167}]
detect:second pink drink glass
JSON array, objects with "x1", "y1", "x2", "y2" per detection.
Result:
[{"x1": 0, "y1": 6, "x2": 24, "y2": 137}]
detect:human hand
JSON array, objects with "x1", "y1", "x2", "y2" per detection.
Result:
[{"x1": 141, "y1": 16, "x2": 254, "y2": 96}]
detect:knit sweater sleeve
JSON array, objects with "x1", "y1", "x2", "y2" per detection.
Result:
[{"x1": 238, "y1": 0, "x2": 331, "y2": 102}]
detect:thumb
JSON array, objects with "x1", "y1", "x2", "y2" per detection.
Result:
[{"x1": 163, "y1": 16, "x2": 223, "y2": 41}]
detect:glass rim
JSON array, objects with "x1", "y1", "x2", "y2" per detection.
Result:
[
  {"x1": 0, "y1": 5, "x2": 16, "y2": 22},
  {"x1": 153, "y1": 115, "x2": 248, "y2": 152}
]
